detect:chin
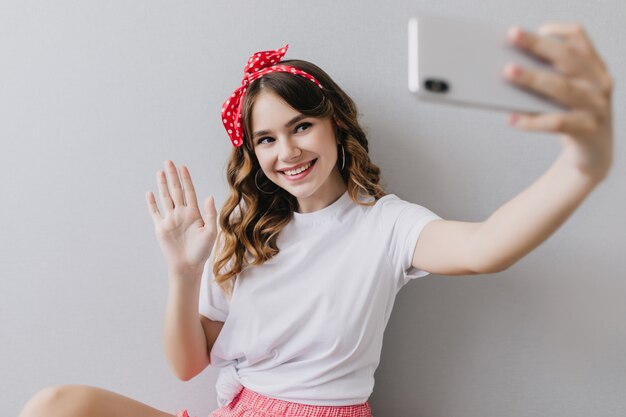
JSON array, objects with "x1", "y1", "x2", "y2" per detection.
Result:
[{"x1": 281, "y1": 187, "x2": 316, "y2": 199}]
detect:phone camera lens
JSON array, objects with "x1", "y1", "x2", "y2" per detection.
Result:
[{"x1": 424, "y1": 79, "x2": 449, "y2": 93}]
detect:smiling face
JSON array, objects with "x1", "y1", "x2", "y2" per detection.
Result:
[{"x1": 250, "y1": 90, "x2": 347, "y2": 213}]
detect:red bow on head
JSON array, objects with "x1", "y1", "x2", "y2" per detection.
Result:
[{"x1": 220, "y1": 44, "x2": 324, "y2": 147}]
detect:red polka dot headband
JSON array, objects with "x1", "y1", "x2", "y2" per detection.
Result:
[{"x1": 221, "y1": 44, "x2": 324, "y2": 147}]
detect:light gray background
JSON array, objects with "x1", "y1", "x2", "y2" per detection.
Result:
[{"x1": 2, "y1": 1, "x2": 624, "y2": 416}]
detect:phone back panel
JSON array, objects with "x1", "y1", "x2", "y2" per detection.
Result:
[{"x1": 408, "y1": 14, "x2": 565, "y2": 114}]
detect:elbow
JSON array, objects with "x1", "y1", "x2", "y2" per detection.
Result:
[
  {"x1": 468, "y1": 226, "x2": 519, "y2": 274},
  {"x1": 174, "y1": 368, "x2": 200, "y2": 382},
  {"x1": 484, "y1": 263, "x2": 512, "y2": 274},
  {"x1": 166, "y1": 360, "x2": 206, "y2": 382},
  {"x1": 179, "y1": 360, "x2": 212, "y2": 381},
  {"x1": 470, "y1": 257, "x2": 514, "y2": 275},
  {"x1": 177, "y1": 370, "x2": 193, "y2": 382},
  {"x1": 169, "y1": 364, "x2": 192, "y2": 382}
]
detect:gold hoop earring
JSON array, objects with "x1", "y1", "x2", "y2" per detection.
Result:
[{"x1": 254, "y1": 169, "x2": 279, "y2": 194}]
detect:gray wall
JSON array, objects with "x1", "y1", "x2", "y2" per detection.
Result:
[{"x1": 2, "y1": 1, "x2": 625, "y2": 416}]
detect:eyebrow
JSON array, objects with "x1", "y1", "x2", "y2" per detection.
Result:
[{"x1": 252, "y1": 114, "x2": 308, "y2": 139}]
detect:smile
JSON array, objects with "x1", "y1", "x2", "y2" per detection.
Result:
[{"x1": 279, "y1": 159, "x2": 317, "y2": 180}]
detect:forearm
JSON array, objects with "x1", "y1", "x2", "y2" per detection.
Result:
[
  {"x1": 473, "y1": 151, "x2": 602, "y2": 273},
  {"x1": 163, "y1": 271, "x2": 209, "y2": 381}
]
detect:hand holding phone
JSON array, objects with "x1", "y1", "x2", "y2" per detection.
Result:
[
  {"x1": 408, "y1": 14, "x2": 566, "y2": 114},
  {"x1": 409, "y1": 14, "x2": 614, "y2": 182}
]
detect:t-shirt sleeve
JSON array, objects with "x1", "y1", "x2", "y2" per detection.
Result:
[
  {"x1": 199, "y1": 251, "x2": 230, "y2": 322},
  {"x1": 378, "y1": 194, "x2": 443, "y2": 288}
]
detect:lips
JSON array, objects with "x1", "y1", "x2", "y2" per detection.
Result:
[
  {"x1": 278, "y1": 159, "x2": 317, "y2": 174},
  {"x1": 278, "y1": 159, "x2": 317, "y2": 181}
]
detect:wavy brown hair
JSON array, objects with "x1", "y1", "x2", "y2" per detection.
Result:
[{"x1": 212, "y1": 58, "x2": 386, "y2": 297}]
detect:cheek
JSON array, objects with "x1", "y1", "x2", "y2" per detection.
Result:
[
  {"x1": 311, "y1": 132, "x2": 337, "y2": 157},
  {"x1": 255, "y1": 152, "x2": 275, "y2": 174},
  {"x1": 323, "y1": 139, "x2": 339, "y2": 160}
]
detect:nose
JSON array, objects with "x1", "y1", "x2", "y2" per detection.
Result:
[{"x1": 278, "y1": 138, "x2": 302, "y2": 162}]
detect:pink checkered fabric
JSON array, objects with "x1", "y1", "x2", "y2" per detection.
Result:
[{"x1": 177, "y1": 386, "x2": 372, "y2": 417}]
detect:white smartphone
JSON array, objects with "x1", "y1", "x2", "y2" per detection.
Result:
[{"x1": 408, "y1": 14, "x2": 567, "y2": 114}]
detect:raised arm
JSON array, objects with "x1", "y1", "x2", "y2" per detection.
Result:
[{"x1": 412, "y1": 23, "x2": 613, "y2": 276}]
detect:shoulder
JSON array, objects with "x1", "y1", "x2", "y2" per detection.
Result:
[
  {"x1": 343, "y1": 193, "x2": 411, "y2": 228},
  {"x1": 365, "y1": 193, "x2": 440, "y2": 229},
  {"x1": 371, "y1": 193, "x2": 424, "y2": 215},
  {"x1": 346, "y1": 192, "x2": 417, "y2": 215}
]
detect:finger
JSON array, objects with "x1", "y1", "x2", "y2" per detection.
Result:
[
  {"x1": 145, "y1": 191, "x2": 163, "y2": 223},
  {"x1": 504, "y1": 64, "x2": 608, "y2": 114},
  {"x1": 508, "y1": 26, "x2": 582, "y2": 77},
  {"x1": 537, "y1": 23, "x2": 598, "y2": 59},
  {"x1": 164, "y1": 160, "x2": 186, "y2": 207},
  {"x1": 156, "y1": 170, "x2": 174, "y2": 214},
  {"x1": 509, "y1": 110, "x2": 599, "y2": 137},
  {"x1": 204, "y1": 195, "x2": 218, "y2": 228},
  {"x1": 205, "y1": 195, "x2": 217, "y2": 221},
  {"x1": 180, "y1": 165, "x2": 199, "y2": 210},
  {"x1": 508, "y1": 23, "x2": 612, "y2": 92},
  {"x1": 538, "y1": 23, "x2": 612, "y2": 91}
]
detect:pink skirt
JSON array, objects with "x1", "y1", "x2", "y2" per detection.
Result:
[{"x1": 176, "y1": 386, "x2": 373, "y2": 417}]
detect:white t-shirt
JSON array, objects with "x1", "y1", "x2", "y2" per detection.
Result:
[{"x1": 199, "y1": 189, "x2": 442, "y2": 407}]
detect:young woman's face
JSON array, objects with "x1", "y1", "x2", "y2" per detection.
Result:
[{"x1": 250, "y1": 90, "x2": 346, "y2": 212}]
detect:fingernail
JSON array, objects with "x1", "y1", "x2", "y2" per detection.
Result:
[
  {"x1": 505, "y1": 64, "x2": 521, "y2": 79},
  {"x1": 509, "y1": 114, "x2": 520, "y2": 126},
  {"x1": 508, "y1": 26, "x2": 524, "y2": 43}
]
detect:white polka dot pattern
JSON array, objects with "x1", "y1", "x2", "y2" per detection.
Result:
[{"x1": 221, "y1": 44, "x2": 324, "y2": 147}]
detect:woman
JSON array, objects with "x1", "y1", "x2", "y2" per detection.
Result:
[{"x1": 19, "y1": 23, "x2": 613, "y2": 417}]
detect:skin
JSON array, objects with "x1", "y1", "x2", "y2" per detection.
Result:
[
  {"x1": 17, "y1": 21, "x2": 610, "y2": 417},
  {"x1": 250, "y1": 90, "x2": 348, "y2": 213},
  {"x1": 411, "y1": 23, "x2": 614, "y2": 275},
  {"x1": 504, "y1": 24, "x2": 613, "y2": 180},
  {"x1": 143, "y1": 24, "x2": 614, "y2": 278}
]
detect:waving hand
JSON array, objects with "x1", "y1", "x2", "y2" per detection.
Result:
[{"x1": 145, "y1": 160, "x2": 217, "y2": 278}]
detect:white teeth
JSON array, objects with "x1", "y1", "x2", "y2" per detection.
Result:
[{"x1": 284, "y1": 161, "x2": 313, "y2": 176}]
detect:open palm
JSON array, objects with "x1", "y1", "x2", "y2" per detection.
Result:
[{"x1": 146, "y1": 160, "x2": 217, "y2": 277}]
